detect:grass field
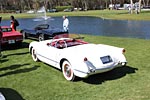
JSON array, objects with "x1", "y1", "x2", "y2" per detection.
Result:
[{"x1": 1, "y1": 35, "x2": 150, "y2": 100}]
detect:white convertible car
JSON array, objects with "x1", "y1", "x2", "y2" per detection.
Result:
[{"x1": 29, "y1": 34, "x2": 127, "y2": 81}]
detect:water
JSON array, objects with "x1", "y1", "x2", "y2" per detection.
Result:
[
  {"x1": 35, "y1": 6, "x2": 51, "y2": 21},
  {"x1": 1, "y1": 16, "x2": 150, "y2": 39}
]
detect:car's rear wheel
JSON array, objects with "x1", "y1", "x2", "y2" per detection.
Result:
[
  {"x1": 39, "y1": 34, "x2": 45, "y2": 41},
  {"x1": 31, "y1": 48, "x2": 39, "y2": 62},
  {"x1": 22, "y1": 31, "x2": 27, "y2": 39},
  {"x1": 62, "y1": 61, "x2": 75, "y2": 81}
]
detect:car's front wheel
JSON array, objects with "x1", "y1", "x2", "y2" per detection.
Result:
[
  {"x1": 38, "y1": 34, "x2": 45, "y2": 41},
  {"x1": 62, "y1": 61, "x2": 76, "y2": 81},
  {"x1": 31, "y1": 48, "x2": 39, "y2": 62}
]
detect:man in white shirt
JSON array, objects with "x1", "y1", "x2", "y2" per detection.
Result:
[{"x1": 63, "y1": 16, "x2": 69, "y2": 32}]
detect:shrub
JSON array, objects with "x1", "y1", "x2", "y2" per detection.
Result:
[{"x1": 55, "y1": 6, "x2": 73, "y2": 11}]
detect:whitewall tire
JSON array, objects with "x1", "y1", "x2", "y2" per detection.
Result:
[
  {"x1": 39, "y1": 34, "x2": 45, "y2": 41},
  {"x1": 62, "y1": 61, "x2": 75, "y2": 81},
  {"x1": 31, "y1": 48, "x2": 39, "y2": 62}
]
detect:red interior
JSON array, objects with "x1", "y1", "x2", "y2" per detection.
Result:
[{"x1": 48, "y1": 39, "x2": 88, "y2": 48}]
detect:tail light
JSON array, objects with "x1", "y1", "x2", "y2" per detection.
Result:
[
  {"x1": 2, "y1": 38, "x2": 7, "y2": 41},
  {"x1": 84, "y1": 57, "x2": 88, "y2": 61},
  {"x1": 122, "y1": 49, "x2": 126, "y2": 53},
  {"x1": 47, "y1": 43, "x2": 50, "y2": 46}
]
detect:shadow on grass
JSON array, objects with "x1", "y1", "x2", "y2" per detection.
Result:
[
  {"x1": 26, "y1": 37, "x2": 39, "y2": 41},
  {"x1": 0, "y1": 58, "x2": 9, "y2": 63},
  {"x1": 0, "y1": 63, "x2": 30, "y2": 71},
  {"x1": 141, "y1": 10, "x2": 150, "y2": 14},
  {"x1": 0, "y1": 88, "x2": 25, "y2": 100},
  {"x1": 0, "y1": 64, "x2": 40, "y2": 77},
  {"x1": 0, "y1": 51, "x2": 29, "y2": 63},
  {"x1": 82, "y1": 66, "x2": 138, "y2": 84},
  {"x1": 1, "y1": 42, "x2": 29, "y2": 51},
  {"x1": 3, "y1": 51, "x2": 29, "y2": 58}
]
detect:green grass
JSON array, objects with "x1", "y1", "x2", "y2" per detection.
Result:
[
  {"x1": 1, "y1": 35, "x2": 150, "y2": 100},
  {"x1": 1, "y1": 10, "x2": 150, "y2": 20}
]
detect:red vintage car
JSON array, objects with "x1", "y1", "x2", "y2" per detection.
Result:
[{"x1": 1, "y1": 26, "x2": 23, "y2": 45}]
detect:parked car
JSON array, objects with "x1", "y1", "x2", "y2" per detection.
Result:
[
  {"x1": 48, "y1": 9, "x2": 57, "y2": 13},
  {"x1": 29, "y1": 34, "x2": 127, "y2": 81},
  {"x1": 64, "y1": 8, "x2": 73, "y2": 12},
  {"x1": 1, "y1": 26, "x2": 23, "y2": 45},
  {"x1": 26, "y1": 10, "x2": 35, "y2": 14},
  {"x1": 20, "y1": 24, "x2": 68, "y2": 41}
]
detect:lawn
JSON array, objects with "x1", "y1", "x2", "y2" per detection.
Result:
[{"x1": 1, "y1": 35, "x2": 150, "y2": 100}]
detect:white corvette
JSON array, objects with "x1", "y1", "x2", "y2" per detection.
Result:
[{"x1": 29, "y1": 34, "x2": 127, "y2": 81}]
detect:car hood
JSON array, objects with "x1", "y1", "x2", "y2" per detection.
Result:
[
  {"x1": 23, "y1": 28, "x2": 65, "y2": 35},
  {"x1": 42, "y1": 28, "x2": 65, "y2": 34}
]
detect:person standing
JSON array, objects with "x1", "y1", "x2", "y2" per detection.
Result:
[
  {"x1": 63, "y1": 16, "x2": 69, "y2": 32},
  {"x1": 10, "y1": 15, "x2": 19, "y2": 31},
  {"x1": 0, "y1": 27, "x2": 2, "y2": 57},
  {"x1": 10, "y1": 21, "x2": 15, "y2": 31},
  {"x1": 0, "y1": 16, "x2": 2, "y2": 57}
]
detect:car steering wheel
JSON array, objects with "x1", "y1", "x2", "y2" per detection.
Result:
[{"x1": 55, "y1": 40, "x2": 67, "y2": 49}]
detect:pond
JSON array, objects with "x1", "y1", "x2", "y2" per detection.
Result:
[{"x1": 1, "y1": 16, "x2": 150, "y2": 39}]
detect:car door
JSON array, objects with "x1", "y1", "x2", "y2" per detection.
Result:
[
  {"x1": 29, "y1": 30, "x2": 38, "y2": 38},
  {"x1": 38, "y1": 43, "x2": 61, "y2": 68}
]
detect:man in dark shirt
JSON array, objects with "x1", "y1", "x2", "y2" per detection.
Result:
[
  {"x1": 0, "y1": 16, "x2": 2, "y2": 57},
  {"x1": 10, "y1": 15, "x2": 19, "y2": 31}
]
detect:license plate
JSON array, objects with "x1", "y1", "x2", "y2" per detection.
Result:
[
  {"x1": 100, "y1": 56, "x2": 113, "y2": 64},
  {"x1": 8, "y1": 40, "x2": 15, "y2": 44}
]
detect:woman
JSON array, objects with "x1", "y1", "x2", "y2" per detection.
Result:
[
  {"x1": 0, "y1": 17, "x2": 2, "y2": 57},
  {"x1": 0, "y1": 27, "x2": 2, "y2": 57},
  {"x1": 10, "y1": 20, "x2": 15, "y2": 31},
  {"x1": 10, "y1": 15, "x2": 19, "y2": 31}
]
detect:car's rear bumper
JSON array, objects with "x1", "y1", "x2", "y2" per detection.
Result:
[
  {"x1": 74, "y1": 62, "x2": 127, "y2": 78},
  {"x1": 1, "y1": 39, "x2": 23, "y2": 45}
]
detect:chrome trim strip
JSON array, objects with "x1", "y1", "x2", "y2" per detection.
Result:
[
  {"x1": 74, "y1": 69, "x2": 89, "y2": 74},
  {"x1": 37, "y1": 53, "x2": 59, "y2": 64}
]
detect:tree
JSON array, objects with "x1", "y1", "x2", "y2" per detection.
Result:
[
  {"x1": 138, "y1": 0, "x2": 142, "y2": 13},
  {"x1": 130, "y1": 0, "x2": 134, "y2": 14}
]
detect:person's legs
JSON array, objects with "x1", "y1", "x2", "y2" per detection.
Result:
[
  {"x1": 0, "y1": 45, "x2": 1, "y2": 57},
  {"x1": 0, "y1": 44, "x2": 2, "y2": 57}
]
